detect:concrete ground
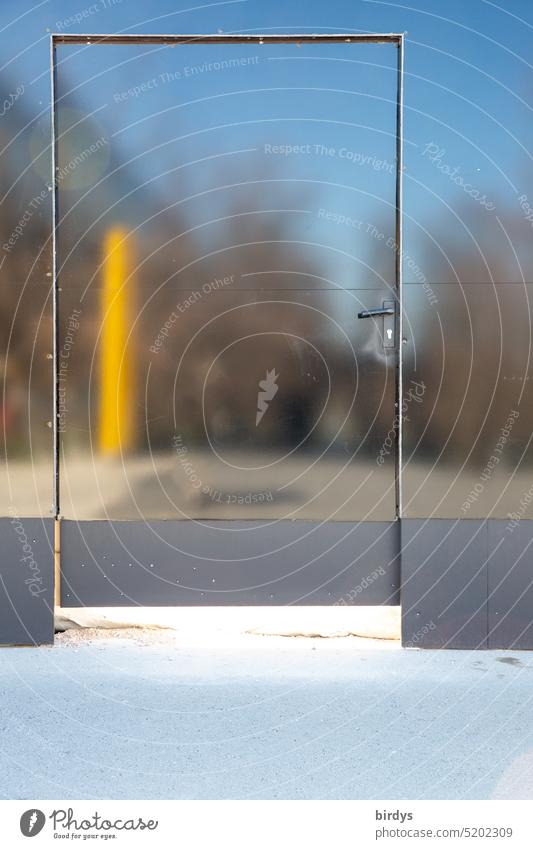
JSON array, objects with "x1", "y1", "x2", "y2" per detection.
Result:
[{"x1": 1, "y1": 630, "x2": 533, "y2": 800}]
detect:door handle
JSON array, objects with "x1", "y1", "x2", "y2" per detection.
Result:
[
  {"x1": 357, "y1": 306, "x2": 394, "y2": 318},
  {"x1": 357, "y1": 300, "x2": 396, "y2": 348}
]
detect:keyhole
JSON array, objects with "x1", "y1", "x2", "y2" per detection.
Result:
[{"x1": 387, "y1": 328, "x2": 393, "y2": 340}]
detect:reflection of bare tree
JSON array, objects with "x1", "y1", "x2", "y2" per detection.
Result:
[
  {"x1": 2, "y1": 76, "x2": 533, "y2": 498},
  {"x1": 140, "y1": 178, "x2": 335, "y2": 451},
  {"x1": 0, "y1": 93, "x2": 52, "y2": 460},
  {"x1": 408, "y1": 205, "x2": 533, "y2": 469},
  {"x1": 364, "y1": 195, "x2": 533, "y2": 473}
]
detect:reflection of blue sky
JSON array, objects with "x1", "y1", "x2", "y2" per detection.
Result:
[
  {"x1": 2, "y1": 0, "x2": 532, "y2": 282},
  {"x1": 56, "y1": 41, "x2": 398, "y2": 280}
]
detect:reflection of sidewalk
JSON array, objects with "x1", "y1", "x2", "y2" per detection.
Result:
[
  {"x1": 0, "y1": 458, "x2": 54, "y2": 516},
  {"x1": 0, "y1": 637, "x2": 531, "y2": 799},
  {"x1": 5, "y1": 454, "x2": 533, "y2": 522},
  {"x1": 59, "y1": 451, "x2": 396, "y2": 520},
  {"x1": 61, "y1": 454, "x2": 178, "y2": 520}
]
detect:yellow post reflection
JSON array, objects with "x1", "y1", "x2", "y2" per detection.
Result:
[{"x1": 98, "y1": 227, "x2": 136, "y2": 456}]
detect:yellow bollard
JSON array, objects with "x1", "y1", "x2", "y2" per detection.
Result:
[{"x1": 98, "y1": 227, "x2": 135, "y2": 455}]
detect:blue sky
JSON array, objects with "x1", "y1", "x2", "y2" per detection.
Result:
[{"x1": 2, "y1": 0, "x2": 532, "y2": 282}]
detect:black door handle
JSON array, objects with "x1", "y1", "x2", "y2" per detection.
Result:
[
  {"x1": 357, "y1": 300, "x2": 396, "y2": 349},
  {"x1": 357, "y1": 307, "x2": 395, "y2": 318}
]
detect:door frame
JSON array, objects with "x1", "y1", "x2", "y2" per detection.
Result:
[
  {"x1": 50, "y1": 32, "x2": 405, "y2": 608},
  {"x1": 50, "y1": 31, "x2": 405, "y2": 519}
]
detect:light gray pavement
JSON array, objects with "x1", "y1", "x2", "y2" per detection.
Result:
[{"x1": 1, "y1": 631, "x2": 533, "y2": 800}]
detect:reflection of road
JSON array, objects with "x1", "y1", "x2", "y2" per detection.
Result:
[
  {"x1": 60, "y1": 451, "x2": 395, "y2": 521},
  {"x1": 6, "y1": 455, "x2": 533, "y2": 524}
]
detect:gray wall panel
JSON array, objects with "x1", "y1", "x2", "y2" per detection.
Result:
[
  {"x1": 0, "y1": 518, "x2": 54, "y2": 645},
  {"x1": 60, "y1": 519, "x2": 400, "y2": 606},
  {"x1": 401, "y1": 519, "x2": 488, "y2": 649},
  {"x1": 488, "y1": 520, "x2": 533, "y2": 650}
]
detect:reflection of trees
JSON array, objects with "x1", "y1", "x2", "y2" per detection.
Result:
[
  {"x1": 408, "y1": 203, "x2": 533, "y2": 469},
  {"x1": 2, "y1": 81, "x2": 532, "y2": 485},
  {"x1": 0, "y1": 90, "x2": 52, "y2": 458},
  {"x1": 368, "y1": 199, "x2": 533, "y2": 469},
  {"x1": 140, "y1": 180, "x2": 337, "y2": 451}
]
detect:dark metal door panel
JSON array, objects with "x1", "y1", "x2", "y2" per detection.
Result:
[{"x1": 60, "y1": 518, "x2": 400, "y2": 606}]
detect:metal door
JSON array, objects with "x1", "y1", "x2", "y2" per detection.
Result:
[{"x1": 52, "y1": 34, "x2": 403, "y2": 606}]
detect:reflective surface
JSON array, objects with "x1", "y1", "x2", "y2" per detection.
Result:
[
  {"x1": 403, "y1": 283, "x2": 533, "y2": 519},
  {"x1": 0, "y1": 87, "x2": 53, "y2": 516},
  {"x1": 55, "y1": 41, "x2": 399, "y2": 520},
  {"x1": 60, "y1": 285, "x2": 397, "y2": 520},
  {"x1": 2, "y1": 1, "x2": 532, "y2": 524}
]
